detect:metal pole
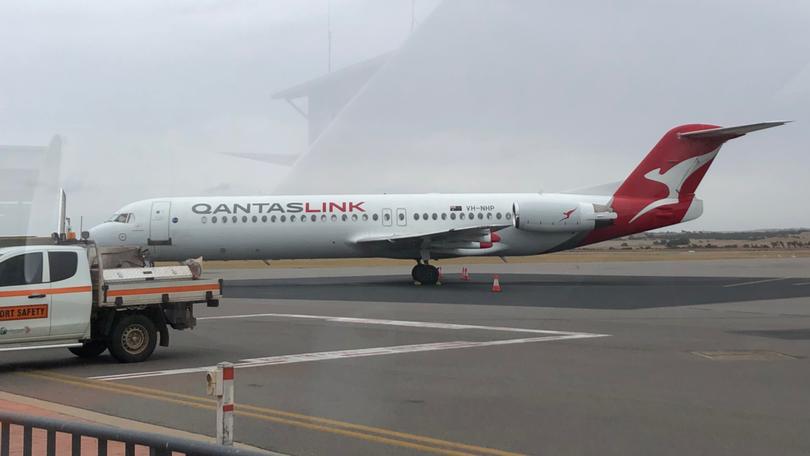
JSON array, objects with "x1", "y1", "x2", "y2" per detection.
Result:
[
  {"x1": 216, "y1": 362, "x2": 235, "y2": 446},
  {"x1": 57, "y1": 188, "x2": 66, "y2": 236},
  {"x1": 411, "y1": 0, "x2": 416, "y2": 33},
  {"x1": 327, "y1": 0, "x2": 332, "y2": 73}
]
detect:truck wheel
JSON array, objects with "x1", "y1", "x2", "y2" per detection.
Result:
[
  {"x1": 68, "y1": 341, "x2": 107, "y2": 358},
  {"x1": 108, "y1": 314, "x2": 158, "y2": 363}
]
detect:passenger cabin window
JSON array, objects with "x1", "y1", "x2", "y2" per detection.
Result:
[
  {"x1": 373, "y1": 214, "x2": 379, "y2": 221},
  {"x1": 0, "y1": 253, "x2": 43, "y2": 287},
  {"x1": 414, "y1": 213, "x2": 420, "y2": 221},
  {"x1": 49, "y1": 251, "x2": 78, "y2": 282}
]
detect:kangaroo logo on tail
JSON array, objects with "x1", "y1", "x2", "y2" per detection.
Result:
[{"x1": 629, "y1": 148, "x2": 719, "y2": 223}]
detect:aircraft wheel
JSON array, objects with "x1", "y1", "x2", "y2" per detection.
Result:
[
  {"x1": 411, "y1": 264, "x2": 422, "y2": 282},
  {"x1": 412, "y1": 264, "x2": 439, "y2": 285}
]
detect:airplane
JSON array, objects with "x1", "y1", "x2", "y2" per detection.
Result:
[{"x1": 89, "y1": 121, "x2": 788, "y2": 285}]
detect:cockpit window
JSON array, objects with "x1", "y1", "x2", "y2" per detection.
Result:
[{"x1": 108, "y1": 213, "x2": 133, "y2": 223}]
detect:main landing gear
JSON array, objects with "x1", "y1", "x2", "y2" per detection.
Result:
[{"x1": 412, "y1": 261, "x2": 440, "y2": 285}]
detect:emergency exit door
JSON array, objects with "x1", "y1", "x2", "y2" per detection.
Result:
[
  {"x1": 382, "y1": 208, "x2": 393, "y2": 227},
  {"x1": 396, "y1": 208, "x2": 408, "y2": 227},
  {"x1": 148, "y1": 201, "x2": 172, "y2": 245}
]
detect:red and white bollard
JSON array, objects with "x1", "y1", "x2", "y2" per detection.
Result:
[{"x1": 207, "y1": 362, "x2": 235, "y2": 446}]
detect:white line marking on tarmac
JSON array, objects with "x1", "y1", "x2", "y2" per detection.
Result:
[
  {"x1": 90, "y1": 313, "x2": 609, "y2": 381},
  {"x1": 723, "y1": 277, "x2": 792, "y2": 288},
  {"x1": 197, "y1": 312, "x2": 592, "y2": 335},
  {"x1": 792, "y1": 282, "x2": 810, "y2": 286},
  {"x1": 91, "y1": 334, "x2": 605, "y2": 381}
]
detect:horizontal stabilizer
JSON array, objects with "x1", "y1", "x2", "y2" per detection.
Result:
[{"x1": 678, "y1": 121, "x2": 790, "y2": 140}]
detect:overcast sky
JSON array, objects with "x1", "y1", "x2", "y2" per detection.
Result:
[{"x1": 1, "y1": 0, "x2": 808, "y2": 231}]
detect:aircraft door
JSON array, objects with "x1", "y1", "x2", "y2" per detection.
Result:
[
  {"x1": 382, "y1": 208, "x2": 393, "y2": 227},
  {"x1": 396, "y1": 208, "x2": 408, "y2": 227},
  {"x1": 0, "y1": 252, "x2": 51, "y2": 342},
  {"x1": 148, "y1": 201, "x2": 172, "y2": 246}
]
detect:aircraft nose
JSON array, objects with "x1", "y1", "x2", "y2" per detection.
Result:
[{"x1": 87, "y1": 224, "x2": 114, "y2": 245}]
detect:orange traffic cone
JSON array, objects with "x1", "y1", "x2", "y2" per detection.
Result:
[
  {"x1": 491, "y1": 275, "x2": 502, "y2": 292},
  {"x1": 461, "y1": 267, "x2": 470, "y2": 281}
]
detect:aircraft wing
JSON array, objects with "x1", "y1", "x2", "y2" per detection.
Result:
[{"x1": 353, "y1": 224, "x2": 511, "y2": 247}]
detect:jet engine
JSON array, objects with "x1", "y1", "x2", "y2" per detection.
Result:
[{"x1": 512, "y1": 199, "x2": 616, "y2": 233}]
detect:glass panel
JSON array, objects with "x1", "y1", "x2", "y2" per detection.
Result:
[
  {"x1": 49, "y1": 251, "x2": 78, "y2": 282},
  {"x1": 0, "y1": 253, "x2": 43, "y2": 286}
]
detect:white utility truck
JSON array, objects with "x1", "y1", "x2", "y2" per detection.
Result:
[{"x1": 0, "y1": 239, "x2": 222, "y2": 362}]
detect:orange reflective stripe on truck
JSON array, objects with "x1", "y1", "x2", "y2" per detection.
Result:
[
  {"x1": 0, "y1": 285, "x2": 91, "y2": 298},
  {"x1": 106, "y1": 283, "x2": 220, "y2": 297}
]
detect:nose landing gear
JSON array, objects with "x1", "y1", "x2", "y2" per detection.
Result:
[{"x1": 412, "y1": 262, "x2": 440, "y2": 285}]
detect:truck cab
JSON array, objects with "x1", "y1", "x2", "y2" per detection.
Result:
[{"x1": 0, "y1": 245, "x2": 92, "y2": 344}]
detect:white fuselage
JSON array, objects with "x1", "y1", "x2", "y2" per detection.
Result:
[
  {"x1": 87, "y1": 122, "x2": 787, "y2": 263},
  {"x1": 89, "y1": 193, "x2": 612, "y2": 262}
]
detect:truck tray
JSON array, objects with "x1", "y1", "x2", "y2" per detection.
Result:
[{"x1": 100, "y1": 278, "x2": 222, "y2": 307}]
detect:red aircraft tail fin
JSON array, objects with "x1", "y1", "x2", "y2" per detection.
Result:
[{"x1": 581, "y1": 121, "x2": 788, "y2": 244}]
